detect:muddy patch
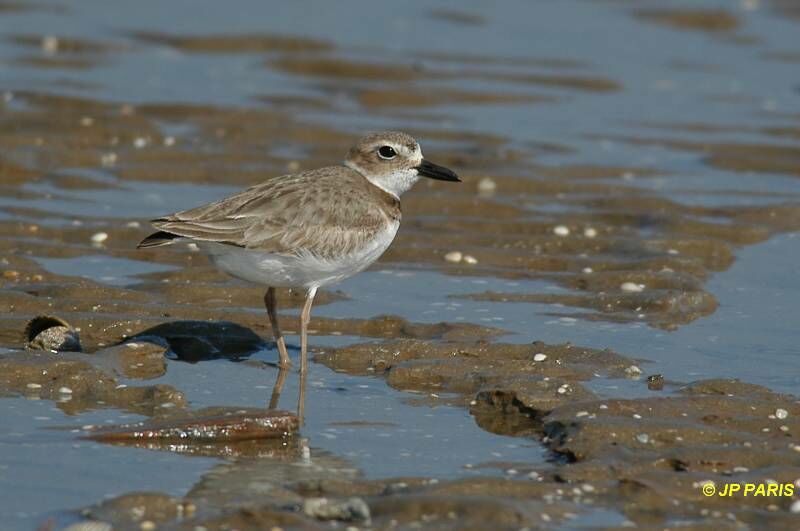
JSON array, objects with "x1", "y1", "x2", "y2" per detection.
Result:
[
  {"x1": 68, "y1": 454, "x2": 601, "y2": 530},
  {"x1": 0, "y1": 347, "x2": 183, "y2": 416},
  {"x1": 316, "y1": 339, "x2": 639, "y2": 411},
  {"x1": 541, "y1": 379, "x2": 800, "y2": 527},
  {"x1": 59, "y1": 346, "x2": 800, "y2": 529},
  {"x1": 131, "y1": 31, "x2": 333, "y2": 53},
  {"x1": 633, "y1": 8, "x2": 741, "y2": 34}
]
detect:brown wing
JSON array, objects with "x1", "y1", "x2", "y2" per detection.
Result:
[{"x1": 146, "y1": 166, "x2": 400, "y2": 258}]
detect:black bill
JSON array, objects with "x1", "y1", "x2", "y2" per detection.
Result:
[{"x1": 416, "y1": 159, "x2": 461, "y2": 182}]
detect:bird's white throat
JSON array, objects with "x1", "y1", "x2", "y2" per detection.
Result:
[{"x1": 345, "y1": 162, "x2": 420, "y2": 198}]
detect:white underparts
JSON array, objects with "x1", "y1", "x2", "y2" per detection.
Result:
[{"x1": 196, "y1": 221, "x2": 400, "y2": 289}]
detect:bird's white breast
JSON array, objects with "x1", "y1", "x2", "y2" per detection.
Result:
[{"x1": 197, "y1": 221, "x2": 399, "y2": 289}]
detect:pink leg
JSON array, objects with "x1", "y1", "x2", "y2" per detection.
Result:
[
  {"x1": 264, "y1": 287, "x2": 291, "y2": 368},
  {"x1": 297, "y1": 286, "x2": 317, "y2": 423}
]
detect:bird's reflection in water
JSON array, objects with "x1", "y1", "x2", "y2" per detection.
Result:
[{"x1": 131, "y1": 319, "x2": 308, "y2": 422}]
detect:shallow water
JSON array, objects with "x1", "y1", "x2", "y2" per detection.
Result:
[
  {"x1": 1, "y1": 0, "x2": 800, "y2": 528},
  {"x1": 0, "y1": 178, "x2": 238, "y2": 220},
  {"x1": 34, "y1": 255, "x2": 179, "y2": 285}
]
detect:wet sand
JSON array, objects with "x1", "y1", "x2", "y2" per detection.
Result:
[{"x1": 1, "y1": 1, "x2": 800, "y2": 529}]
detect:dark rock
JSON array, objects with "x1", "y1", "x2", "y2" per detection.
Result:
[{"x1": 647, "y1": 373, "x2": 664, "y2": 391}]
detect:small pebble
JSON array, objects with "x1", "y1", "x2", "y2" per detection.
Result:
[
  {"x1": 140, "y1": 521, "x2": 156, "y2": 531},
  {"x1": 583, "y1": 227, "x2": 598, "y2": 238},
  {"x1": 444, "y1": 251, "x2": 463, "y2": 263},
  {"x1": 557, "y1": 384, "x2": 570, "y2": 395},
  {"x1": 100, "y1": 153, "x2": 117, "y2": 167},
  {"x1": 302, "y1": 497, "x2": 371, "y2": 523},
  {"x1": 775, "y1": 408, "x2": 789, "y2": 420},
  {"x1": 41, "y1": 35, "x2": 59, "y2": 54},
  {"x1": 575, "y1": 411, "x2": 589, "y2": 418},
  {"x1": 133, "y1": 137, "x2": 148, "y2": 149},
  {"x1": 553, "y1": 225, "x2": 570, "y2": 237},
  {"x1": 533, "y1": 353, "x2": 547, "y2": 362},
  {"x1": 477, "y1": 177, "x2": 496, "y2": 194},
  {"x1": 625, "y1": 365, "x2": 642, "y2": 378},
  {"x1": 463, "y1": 255, "x2": 478, "y2": 265},
  {"x1": 621, "y1": 282, "x2": 645, "y2": 293},
  {"x1": 636, "y1": 433, "x2": 650, "y2": 444},
  {"x1": 90, "y1": 232, "x2": 108, "y2": 244},
  {"x1": 741, "y1": 0, "x2": 759, "y2": 11},
  {"x1": 792, "y1": 500, "x2": 800, "y2": 514},
  {"x1": 181, "y1": 501, "x2": 196, "y2": 518},
  {"x1": 26, "y1": 383, "x2": 42, "y2": 389},
  {"x1": 582, "y1": 267, "x2": 593, "y2": 274},
  {"x1": 58, "y1": 387, "x2": 73, "y2": 394}
]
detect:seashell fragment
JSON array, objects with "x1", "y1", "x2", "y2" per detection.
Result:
[{"x1": 25, "y1": 315, "x2": 82, "y2": 352}]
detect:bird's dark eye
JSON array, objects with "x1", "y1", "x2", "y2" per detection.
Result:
[{"x1": 378, "y1": 145, "x2": 397, "y2": 160}]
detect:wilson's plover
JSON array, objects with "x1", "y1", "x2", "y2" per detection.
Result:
[{"x1": 139, "y1": 131, "x2": 460, "y2": 375}]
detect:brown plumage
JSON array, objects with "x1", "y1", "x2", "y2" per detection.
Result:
[{"x1": 138, "y1": 166, "x2": 400, "y2": 258}]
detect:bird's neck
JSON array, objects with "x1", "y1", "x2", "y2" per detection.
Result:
[{"x1": 344, "y1": 161, "x2": 419, "y2": 199}]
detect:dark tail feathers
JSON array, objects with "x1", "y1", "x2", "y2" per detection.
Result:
[{"x1": 137, "y1": 230, "x2": 180, "y2": 248}]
